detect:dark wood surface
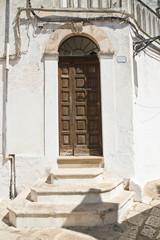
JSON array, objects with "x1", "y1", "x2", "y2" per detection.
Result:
[{"x1": 59, "y1": 57, "x2": 102, "y2": 156}]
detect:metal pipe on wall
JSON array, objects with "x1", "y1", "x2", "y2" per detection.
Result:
[
  {"x1": 4, "y1": 1, "x2": 17, "y2": 199},
  {"x1": 3, "y1": 0, "x2": 10, "y2": 162},
  {"x1": 9, "y1": 155, "x2": 16, "y2": 199},
  {"x1": 3, "y1": 0, "x2": 17, "y2": 199}
]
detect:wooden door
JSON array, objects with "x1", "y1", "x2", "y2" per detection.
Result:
[{"x1": 59, "y1": 57, "x2": 102, "y2": 156}]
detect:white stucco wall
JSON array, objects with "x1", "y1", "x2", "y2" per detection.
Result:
[
  {"x1": 0, "y1": 0, "x2": 134, "y2": 198},
  {"x1": 134, "y1": 49, "x2": 160, "y2": 184},
  {"x1": 0, "y1": 0, "x2": 160, "y2": 199},
  {"x1": 0, "y1": 0, "x2": 56, "y2": 199}
]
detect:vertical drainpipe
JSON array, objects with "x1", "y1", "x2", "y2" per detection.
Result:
[
  {"x1": 3, "y1": 0, "x2": 16, "y2": 199},
  {"x1": 3, "y1": 0, "x2": 10, "y2": 162}
]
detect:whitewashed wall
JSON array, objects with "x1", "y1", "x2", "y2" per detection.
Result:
[
  {"x1": 0, "y1": 18, "x2": 134, "y2": 200},
  {"x1": 0, "y1": 0, "x2": 54, "y2": 199},
  {"x1": 0, "y1": 0, "x2": 160, "y2": 199},
  {"x1": 0, "y1": 0, "x2": 135, "y2": 199},
  {"x1": 134, "y1": 50, "x2": 160, "y2": 185}
]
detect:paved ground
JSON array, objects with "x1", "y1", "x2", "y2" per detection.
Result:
[{"x1": 1, "y1": 179, "x2": 160, "y2": 240}]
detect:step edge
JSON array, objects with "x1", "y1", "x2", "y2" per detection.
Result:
[
  {"x1": 8, "y1": 191, "x2": 134, "y2": 217},
  {"x1": 30, "y1": 181, "x2": 123, "y2": 194},
  {"x1": 50, "y1": 169, "x2": 104, "y2": 177},
  {"x1": 57, "y1": 156, "x2": 104, "y2": 160}
]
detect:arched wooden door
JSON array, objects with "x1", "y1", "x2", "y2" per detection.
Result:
[{"x1": 58, "y1": 37, "x2": 102, "y2": 156}]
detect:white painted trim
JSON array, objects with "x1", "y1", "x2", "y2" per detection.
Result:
[
  {"x1": 44, "y1": 54, "x2": 59, "y2": 165},
  {"x1": 99, "y1": 53, "x2": 116, "y2": 165}
]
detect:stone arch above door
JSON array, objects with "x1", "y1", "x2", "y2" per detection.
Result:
[{"x1": 45, "y1": 23, "x2": 113, "y2": 55}]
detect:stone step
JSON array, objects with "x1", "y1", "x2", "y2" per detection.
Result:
[
  {"x1": 8, "y1": 190, "x2": 134, "y2": 228},
  {"x1": 30, "y1": 178, "x2": 124, "y2": 204},
  {"x1": 50, "y1": 168, "x2": 104, "y2": 184},
  {"x1": 57, "y1": 156, "x2": 104, "y2": 168}
]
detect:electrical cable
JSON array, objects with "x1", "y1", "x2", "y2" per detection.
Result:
[
  {"x1": 1, "y1": 0, "x2": 160, "y2": 61},
  {"x1": 27, "y1": 0, "x2": 160, "y2": 55}
]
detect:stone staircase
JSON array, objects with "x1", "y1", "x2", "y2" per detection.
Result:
[{"x1": 8, "y1": 157, "x2": 134, "y2": 228}]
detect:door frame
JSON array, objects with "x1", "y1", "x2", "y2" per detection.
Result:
[{"x1": 44, "y1": 52, "x2": 115, "y2": 165}]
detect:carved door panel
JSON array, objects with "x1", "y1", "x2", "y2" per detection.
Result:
[{"x1": 59, "y1": 58, "x2": 102, "y2": 156}]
